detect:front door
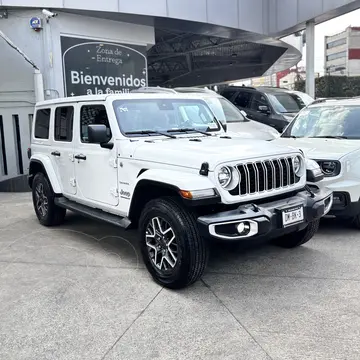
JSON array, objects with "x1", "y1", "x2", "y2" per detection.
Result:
[
  {"x1": 51, "y1": 105, "x2": 76, "y2": 195},
  {"x1": 74, "y1": 103, "x2": 119, "y2": 207},
  {"x1": 248, "y1": 93, "x2": 276, "y2": 128}
]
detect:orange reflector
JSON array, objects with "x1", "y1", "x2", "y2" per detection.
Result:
[{"x1": 179, "y1": 190, "x2": 193, "y2": 199}]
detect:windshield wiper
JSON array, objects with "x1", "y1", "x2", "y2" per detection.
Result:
[
  {"x1": 167, "y1": 128, "x2": 212, "y2": 136},
  {"x1": 124, "y1": 130, "x2": 176, "y2": 139},
  {"x1": 281, "y1": 135, "x2": 299, "y2": 138},
  {"x1": 309, "y1": 135, "x2": 348, "y2": 139}
]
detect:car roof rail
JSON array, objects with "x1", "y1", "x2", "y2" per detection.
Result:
[
  {"x1": 131, "y1": 87, "x2": 178, "y2": 94},
  {"x1": 174, "y1": 87, "x2": 217, "y2": 94},
  {"x1": 222, "y1": 85, "x2": 256, "y2": 90},
  {"x1": 311, "y1": 97, "x2": 352, "y2": 104},
  {"x1": 257, "y1": 86, "x2": 289, "y2": 90}
]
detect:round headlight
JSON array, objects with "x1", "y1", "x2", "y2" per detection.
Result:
[
  {"x1": 321, "y1": 161, "x2": 338, "y2": 175},
  {"x1": 218, "y1": 166, "x2": 232, "y2": 188},
  {"x1": 218, "y1": 166, "x2": 240, "y2": 190},
  {"x1": 293, "y1": 156, "x2": 302, "y2": 175}
]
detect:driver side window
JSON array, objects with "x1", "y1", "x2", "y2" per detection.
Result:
[
  {"x1": 80, "y1": 105, "x2": 112, "y2": 143},
  {"x1": 250, "y1": 93, "x2": 269, "y2": 111}
]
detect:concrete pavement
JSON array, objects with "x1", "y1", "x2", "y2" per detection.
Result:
[{"x1": 1, "y1": 193, "x2": 360, "y2": 360}]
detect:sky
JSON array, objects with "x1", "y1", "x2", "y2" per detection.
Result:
[{"x1": 300, "y1": 8, "x2": 360, "y2": 74}]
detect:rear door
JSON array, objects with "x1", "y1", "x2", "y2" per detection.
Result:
[{"x1": 51, "y1": 105, "x2": 76, "y2": 195}]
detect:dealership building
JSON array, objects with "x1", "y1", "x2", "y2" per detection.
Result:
[{"x1": 1, "y1": 0, "x2": 360, "y2": 190}]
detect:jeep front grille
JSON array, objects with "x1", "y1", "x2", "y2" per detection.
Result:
[{"x1": 229, "y1": 157, "x2": 300, "y2": 196}]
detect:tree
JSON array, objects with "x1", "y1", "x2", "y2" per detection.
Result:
[{"x1": 294, "y1": 76, "x2": 360, "y2": 98}]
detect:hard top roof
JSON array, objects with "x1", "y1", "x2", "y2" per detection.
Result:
[{"x1": 35, "y1": 92, "x2": 211, "y2": 107}]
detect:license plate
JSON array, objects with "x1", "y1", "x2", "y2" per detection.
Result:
[{"x1": 282, "y1": 206, "x2": 304, "y2": 227}]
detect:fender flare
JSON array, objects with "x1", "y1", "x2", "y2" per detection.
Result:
[
  {"x1": 134, "y1": 168, "x2": 216, "y2": 193},
  {"x1": 29, "y1": 155, "x2": 62, "y2": 194},
  {"x1": 127, "y1": 169, "x2": 219, "y2": 221}
]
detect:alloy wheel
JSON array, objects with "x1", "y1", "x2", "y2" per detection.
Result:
[
  {"x1": 35, "y1": 183, "x2": 48, "y2": 217},
  {"x1": 145, "y1": 216, "x2": 178, "y2": 271}
]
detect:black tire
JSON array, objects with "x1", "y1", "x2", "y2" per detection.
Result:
[
  {"x1": 32, "y1": 172, "x2": 66, "y2": 226},
  {"x1": 272, "y1": 219, "x2": 320, "y2": 248},
  {"x1": 351, "y1": 215, "x2": 360, "y2": 229},
  {"x1": 139, "y1": 197, "x2": 209, "y2": 289},
  {"x1": 337, "y1": 216, "x2": 355, "y2": 228}
]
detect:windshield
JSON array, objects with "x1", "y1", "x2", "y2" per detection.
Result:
[
  {"x1": 205, "y1": 97, "x2": 245, "y2": 123},
  {"x1": 282, "y1": 105, "x2": 360, "y2": 139},
  {"x1": 113, "y1": 98, "x2": 221, "y2": 136},
  {"x1": 268, "y1": 93, "x2": 307, "y2": 114}
]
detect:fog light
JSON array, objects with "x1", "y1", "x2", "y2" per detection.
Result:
[
  {"x1": 237, "y1": 221, "x2": 251, "y2": 235},
  {"x1": 333, "y1": 193, "x2": 346, "y2": 207},
  {"x1": 209, "y1": 219, "x2": 259, "y2": 239}
]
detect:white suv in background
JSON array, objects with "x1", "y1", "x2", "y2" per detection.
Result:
[
  {"x1": 273, "y1": 98, "x2": 360, "y2": 227},
  {"x1": 134, "y1": 87, "x2": 280, "y2": 140},
  {"x1": 28, "y1": 93, "x2": 331, "y2": 289}
]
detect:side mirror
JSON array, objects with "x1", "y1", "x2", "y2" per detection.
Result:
[
  {"x1": 88, "y1": 124, "x2": 113, "y2": 149},
  {"x1": 258, "y1": 105, "x2": 270, "y2": 114}
]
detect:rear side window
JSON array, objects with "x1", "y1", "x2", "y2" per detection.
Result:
[
  {"x1": 34, "y1": 109, "x2": 51, "y2": 139},
  {"x1": 54, "y1": 106, "x2": 74, "y2": 142},
  {"x1": 222, "y1": 90, "x2": 237, "y2": 100},
  {"x1": 233, "y1": 91, "x2": 253, "y2": 108}
]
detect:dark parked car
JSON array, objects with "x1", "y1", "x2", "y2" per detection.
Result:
[{"x1": 220, "y1": 86, "x2": 314, "y2": 132}]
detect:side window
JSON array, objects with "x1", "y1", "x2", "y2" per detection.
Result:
[
  {"x1": 250, "y1": 93, "x2": 269, "y2": 111},
  {"x1": 222, "y1": 90, "x2": 237, "y2": 101},
  {"x1": 34, "y1": 108, "x2": 51, "y2": 139},
  {"x1": 80, "y1": 105, "x2": 112, "y2": 143},
  {"x1": 54, "y1": 106, "x2": 74, "y2": 142},
  {"x1": 233, "y1": 91, "x2": 252, "y2": 108}
]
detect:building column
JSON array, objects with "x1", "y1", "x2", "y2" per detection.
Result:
[
  {"x1": 305, "y1": 20, "x2": 315, "y2": 98},
  {"x1": 34, "y1": 70, "x2": 45, "y2": 102}
]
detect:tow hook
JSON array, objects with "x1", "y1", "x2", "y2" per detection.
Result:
[
  {"x1": 305, "y1": 185, "x2": 315, "y2": 198},
  {"x1": 243, "y1": 203, "x2": 260, "y2": 212}
]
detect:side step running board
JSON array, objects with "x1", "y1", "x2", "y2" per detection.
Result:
[{"x1": 55, "y1": 197, "x2": 131, "y2": 229}]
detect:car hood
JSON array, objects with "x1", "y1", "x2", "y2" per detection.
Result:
[
  {"x1": 227, "y1": 121, "x2": 279, "y2": 140},
  {"x1": 125, "y1": 136, "x2": 298, "y2": 170},
  {"x1": 272, "y1": 137, "x2": 360, "y2": 160}
]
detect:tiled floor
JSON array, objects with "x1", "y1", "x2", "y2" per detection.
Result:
[{"x1": 1, "y1": 192, "x2": 359, "y2": 360}]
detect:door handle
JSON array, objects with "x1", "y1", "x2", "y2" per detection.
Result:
[
  {"x1": 51, "y1": 151, "x2": 61, "y2": 157},
  {"x1": 74, "y1": 154, "x2": 86, "y2": 160}
]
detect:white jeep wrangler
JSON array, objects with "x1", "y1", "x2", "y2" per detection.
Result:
[{"x1": 28, "y1": 93, "x2": 332, "y2": 289}]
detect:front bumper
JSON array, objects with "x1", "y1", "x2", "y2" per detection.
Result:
[
  {"x1": 328, "y1": 192, "x2": 360, "y2": 218},
  {"x1": 197, "y1": 188, "x2": 333, "y2": 241},
  {"x1": 308, "y1": 178, "x2": 360, "y2": 218}
]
